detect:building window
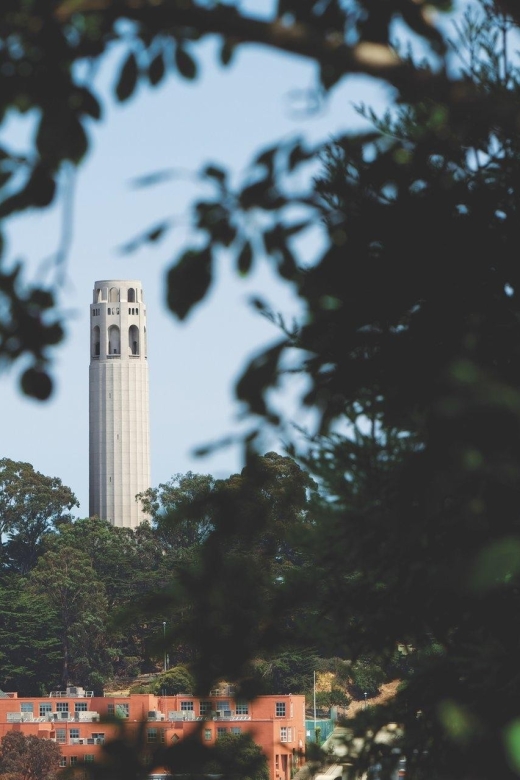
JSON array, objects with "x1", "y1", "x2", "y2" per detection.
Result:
[
  {"x1": 56, "y1": 703, "x2": 69, "y2": 713},
  {"x1": 129, "y1": 324, "x2": 139, "y2": 354},
  {"x1": 147, "y1": 729, "x2": 158, "y2": 743},
  {"x1": 115, "y1": 703, "x2": 129, "y2": 718},
  {"x1": 280, "y1": 727, "x2": 292, "y2": 743},
  {"x1": 235, "y1": 703, "x2": 249, "y2": 715},
  {"x1": 56, "y1": 729, "x2": 66, "y2": 745},
  {"x1": 108, "y1": 324, "x2": 120, "y2": 354},
  {"x1": 217, "y1": 727, "x2": 227, "y2": 738},
  {"x1": 199, "y1": 701, "x2": 211, "y2": 716},
  {"x1": 70, "y1": 728, "x2": 80, "y2": 740},
  {"x1": 276, "y1": 702, "x2": 286, "y2": 717},
  {"x1": 107, "y1": 704, "x2": 114, "y2": 716},
  {"x1": 204, "y1": 729, "x2": 212, "y2": 741},
  {"x1": 93, "y1": 325, "x2": 100, "y2": 357},
  {"x1": 180, "y1": 701, "x2": 194, "y2": 711},
  {"x1": 40, "y1": 703, "x2": 52, "y2": 717},
  {"x1": 92, "y1": 733, "x2": 105, "y2": 744},
  {"x1": 275, "y1": 755, "x2": 280, "y2": 770},
  {"x1": 128, "y1": 288, "x2": 136, "y2": 303},
  {"x1": 20, "y1": 703, "x2": 33, "y2": 713},
  {"x1": 70, "y1": 757, "x2": 78, "y2": 766},
  {"x1": 84, "y1": 754, "x2": 95, "y2": 763},
  {"x1": 75, "y1": 702, "x2": 88, "y2": 712},
  {"x1": 231, "y1": 727, "x2": 242, "y2": 735},
  {"x1": 59, "y1": 758, "x2": 67, "y2": 768},
  {"x1": 217, "y1": 701, "x2": 230, "y2": 714},
  {"x1": 109, "y1": 287, "x2": 119, "y2": 302}
]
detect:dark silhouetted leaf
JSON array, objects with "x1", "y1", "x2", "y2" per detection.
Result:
[
  {"x1": 77, "y1": 87, "x2": 102, "y2": 120},
  {"x1": 237, "y1": 241, "x2": 254, "y2": 276},
  {"x1": 130, "y1": 169, "x2": 176, "y2": 188},
  {"x1": 288, "y1": 142, "x2": 313, "y2": 170},
  {"x1": 236, "y1": 341, "x2": 286, "y2": 417},
  {"x1": 175, "y1": 47, "x2": 197, "y2": 80},
  {"x1": 20, "y1": 368, "x2": 53, "y2": 401},
  {"x1": 203, "y1": 165, "x2": 227, "y2": 184},
  {"x1": 166, "y1": 246, "x2": 213, "y2": 320},
  {"x1": 220, "y1": 40, "x2": 235, "y2": 66},
  {"x1": 148, "y1": 52, "x2": 166, "y2": 86},
  {"x1": 115, "y1": 52, "x2": 139, "y2": 102}
]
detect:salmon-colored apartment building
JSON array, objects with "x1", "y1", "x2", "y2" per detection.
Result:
[{"x1": 0, "y1": 686, "x2": 305, "y2": 780}]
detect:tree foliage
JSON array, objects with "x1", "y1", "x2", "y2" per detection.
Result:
[
  {"x1": 29, "y1": 545, "x2": 110, "y2": 691},
  {"x1": 5, "y1": 1, "x2": 520, "y2": 778},
  {"x1": 0, "y1": 459, "x2": 78, "y2": 574},
  {"x1": 0, "y1": 731, "x2": 61, "y2": 780},
  {"x1": 0, "y1": 0, "x2": 451, "y2": 397},
  {"x1": 149, "y1": 666, "x2": 195, "y2": 696}
]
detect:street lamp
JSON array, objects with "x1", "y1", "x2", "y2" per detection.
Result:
[
  {"x1": 163, "y1": 622, "x2": 167, "y2": 672},
  {"x1": 364, "y1": 692, "x2": 368, "y2": 710}
]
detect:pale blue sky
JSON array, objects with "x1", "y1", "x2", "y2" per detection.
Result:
[{"x1": 1, "y1": 14, "x2": 390, "y2": 515}]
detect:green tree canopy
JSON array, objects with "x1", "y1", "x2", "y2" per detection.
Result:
[
  {"x1": 138, "y1": 472, "x2": 216, "y2": 559},
  {"x1": 29, "y1": 545, "x2": 111, "y2": 690},
  {"x1": 150, "y1": 666, "x2": 195, "y2": 696},
  {"x1": 0, "y1": 459, "x2": 78, "y2": 574},
  {"x1": 0, "y1": 576, "x2": 61, "y2": 695}
]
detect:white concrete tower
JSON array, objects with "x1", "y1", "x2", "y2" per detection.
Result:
[{"x1": 89, "y1": 280, "x2": 150, "y2": 528}]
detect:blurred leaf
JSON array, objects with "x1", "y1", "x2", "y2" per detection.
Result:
[
  {"x1": 469, "y1": 537, "x2": 520, "y2": 592},
  {"x1": 288, "y1": 142, "x2": 313, "y2": 170},
  {"x1": 175, "y1": 47, "x2": 197, "y2": 80},
  {"x1": 148, "y1": 52, "x2": 166, "y2": 86},
  {"x1": 77, "y1": 87, "x2": 102, "y2": 120},
  {"x1": 237, "y1": 241, "x2": 254, "y2": 276},
  {"x1": 115, "y1": 52, "x2": 139, "y2": 102},
  {"x1": 166, "y1": 246, "x2": 213, "y2": 320},
  {"x1": 203, "y1": 165, "x2": 227, "y2": 184},
  {"x1": 220, "y1": 40, "x2": 235, "y2": 66},
  {"x1": 130, "y1": 169, "x2": 176, "y2": 188},
  {"x1": 20, "y1": 368, "x2": 53, "y2": 401},
  {"x1": 438, "y1": 700, "x2": 479, "y2": 745},
  {"x1": 236, "y1": 341, "x2": 286, "y2": 417},
  {"x1": 504, "y1": 719, "x2": 520, "y2": 774}
]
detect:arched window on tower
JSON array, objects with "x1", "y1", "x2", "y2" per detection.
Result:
[
  {"x1": 128, "y1": 288, "x2": 136, "y2": 303},
  {"x1": 108, "y1": 325, "x2": 120, "y2": 355},
  {"x1": 96, "y1": 288, "x2": 102, "y2": 302},
  {"x1": 93, "y1": 326, "x2": 100, "y2": 357},
  {"x1": 109, "y1": 287, "x2": 119, "y2": 302},
  {"x1": 129, "y1": 325, "x2": 139, "y2": 355}
]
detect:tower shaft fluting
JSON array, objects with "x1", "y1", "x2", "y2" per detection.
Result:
[{"x1": 89, "y1": 280, "x2": 150, "y2": 528}]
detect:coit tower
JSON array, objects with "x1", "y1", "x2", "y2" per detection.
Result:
[{"x1": 89, "y1": 280, "x2": 150, "y2": 528}]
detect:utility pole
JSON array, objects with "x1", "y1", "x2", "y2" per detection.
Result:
[{"x1": 163, "y1": 622, "x2": 167, "y2": 672}]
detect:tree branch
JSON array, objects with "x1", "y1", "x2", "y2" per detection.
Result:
[{"x1": 54, "y1": 0, "x2": 445, "y2": 94}]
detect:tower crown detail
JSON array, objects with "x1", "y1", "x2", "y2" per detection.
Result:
[{"x1": 90, "y1": 280, "x2": 147, "y2": 363}]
